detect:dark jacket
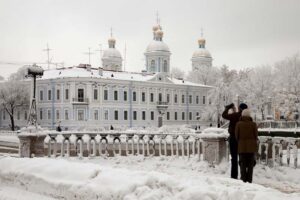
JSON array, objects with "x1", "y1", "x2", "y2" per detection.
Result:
[
  {"x1": 222, "y1": 108, "x2": 242, "y2": 137},
  {"x1": 235, "y1": 116, "x2": 258, "y2": 153}
]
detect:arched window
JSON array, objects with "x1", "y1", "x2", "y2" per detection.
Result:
[
  {"x1": 150, "y1": 60, "x2": 155, "y2": 72},
  {"x1": 163, "y1": 60, "x2": 168, "y2": 72}
]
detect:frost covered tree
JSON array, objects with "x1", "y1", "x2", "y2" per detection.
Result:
[
  {"x1": 0, "y1": 67, "x2": 30, "y2": 130},
  {"x1": 171, "y1": 67, "x2": 185, "y2": 79}
]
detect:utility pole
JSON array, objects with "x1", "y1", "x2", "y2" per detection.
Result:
[
  {"x1": 43, "y1": 43, "x2": 52, "y2": 69},
  {"x1": 83, "y1": 47, "x2": 93, "y2": 65},
  {"x1": 123, "y1": 42, "x2": 127, "y2": 71},
  {"x1": 95, "y1": 44, "x2": 103, "y2": 67}
]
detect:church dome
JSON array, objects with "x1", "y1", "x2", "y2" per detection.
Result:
[
  {"x1": 146, "y1": 40, "x2": 170, "y2": 52},
  {"x1": 102, "y1": 48, "x2": 122, "y2": 59},
  {"x1": 192, "y1": 48, "x2": 211, "y2": 58}
]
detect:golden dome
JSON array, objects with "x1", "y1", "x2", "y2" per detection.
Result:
[
  {"x1": 152, "y1": 24, "x2": 161, "y2": 32},
  {"x1": 198, "y1": 38, "x2": 206, "y2": 45},
  {"x1": 155, "y1": 29, "x2": 164, "y2": 37}
]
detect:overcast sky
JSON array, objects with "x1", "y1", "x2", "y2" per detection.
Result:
[{"x1": 0, "y1": 0, "x2": 299, "y2": 78}]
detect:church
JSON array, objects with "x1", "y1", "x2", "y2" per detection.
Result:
[{"x1": 1, "y1": 23, "x2": 214, "y2": 130}]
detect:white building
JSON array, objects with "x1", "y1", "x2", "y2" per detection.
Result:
[{"x1": 0, "y1": 23, "x2": 213, "y2": 130}]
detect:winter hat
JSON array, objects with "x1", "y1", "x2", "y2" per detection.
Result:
[
  {"x1": 242, "y1": 109, "x2": 251, "y2": 117},
  {"x1": 239, "y1": 103, "x2": 248, "y2": 111}
]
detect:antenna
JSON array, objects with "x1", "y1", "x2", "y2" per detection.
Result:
[
  {"x1": 43, "y1": 43, "x2": 52, "y2": 69},
  {"x1": 110, "y1": 27, "x2": 113, "y2": 37},
  {"x1": 201, "y1": 27, "x2": 204, "y2": 37},
  {"x1": 95, "y1": 44, "x2": 103, "y2": 67},
  {"x1": 156, "y1": 11, "x2": 160, "y2": 25},
  {"x1": 83, "y1": 47, "x2": 94, "y2": 65},
  {"x1": 123, "y1": 42, "x2": 127, "y2": 71}
]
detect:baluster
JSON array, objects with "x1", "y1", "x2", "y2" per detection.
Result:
[
  {"x1": 61, "y1": 134, "x2": 71, "y2": 157},
  {"x1": 112, "y1": 133, "x2": 121, "y2": 156},
  {"x1": 147, "y1": 134, "x2": 155, "y2": 156},
  {"x1": 126, "y1": 134, "x2": 135, "y2": 156},
  {"x1": 99, "y1": 134, "x2": 108, "y2": 157},
  {"x1": 48, "y1": 134, "x2": 57, "y2": 157}
]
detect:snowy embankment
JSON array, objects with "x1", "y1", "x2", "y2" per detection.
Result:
[{"x1": 0, "y1": 156, "x2": 300, "y2": 200}]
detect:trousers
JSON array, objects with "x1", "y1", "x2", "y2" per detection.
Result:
[
  {"x1": 239, "y1": 153, "x2": 255, "y2": 183},
  {"x1": 229, "y1": 136, "x2": 238, "y2": 179}
]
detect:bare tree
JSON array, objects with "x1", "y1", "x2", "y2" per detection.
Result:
[
  {"x1": 171, "y1": 67, "x2": 185, "y2": 79},
  {"x1": 0, "y1": 67, "x2": 30, "y2": 130}
]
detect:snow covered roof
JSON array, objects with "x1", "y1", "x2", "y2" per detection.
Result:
[
  {"x1": 40, "y1": 67, "x2": 212, "y2": 88},
  {"x1": 145, "y1": 40, "x2": 170, "y2": 52},
  {"x1": 102, "y1": 48, "x2": 122, "y2": 59},
  {"x1": 192, "y1": 48, "x2": 212, "y2": 59}
]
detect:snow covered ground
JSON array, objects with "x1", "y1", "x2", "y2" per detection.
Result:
[{"x1": 0, "y1": 155, "x2": 299, "y2": 200}]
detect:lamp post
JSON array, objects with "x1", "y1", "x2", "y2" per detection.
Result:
[{"x1": 26, "y1": 64, "x2": 44, "y2": 126}]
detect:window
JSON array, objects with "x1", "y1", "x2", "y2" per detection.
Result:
[
  {"x1": 104, "y1": 89, "x2": 108, "y2": 100},
  {"x1": 142, "y1": 111, "x2": 146, "y2": 120},
  {"x1": 56, "y1": 110, "x2": 60, "y2": 120},
  {"x1": 203, "y1": 96, "x2": 206, "y2": 104},
  {"x1": 163, "y1": 60, "x2": 168, "y2": 72},
  {"x1": 94, "y1": 110, "x2": 99, "y2": 120},
  {"x1": 47, "y1": 110, "x2": 51, "y2": 120},
  {"x1": 167, "y1": 112, "x2": 170, "y2": 120},
  {"x1": 17, "y1": 111, "x2": 20, "y2": 120},
  {"x1": 48, "y1": 90, "x2": 52, "y2": 100},
  {"x1": 114, "y1": 91, "x2": 118, "y2": 101},
  {"x1": 182, "y1": 95, "x2": 185, "y2": 103},
  {"x1": 196, "y1": 96, "x2": 199, "y2": 104},
  {"x1": 94, "y1": 89, "x2": 98, "y2": 100},
  {"x1": 182, "y1": 112, "x2": 185, "y2": 120},
  {"x1": 174, "y1": 94, "x2": 178, "y2": 103},
  {"x1": 78, "y1": 110, "x2": 84, "y2": 121},
  {"x1": 142, "y1": 92, "x2": 145, "y2": 102},
  {"x1": 167, "y1": 94, "x2": 170, "y2": 103},
  {"x1": 114, "y1": 110, "x2": 118, "y2": 120},
  {"x1": 150, "y1": 60, "x2": 155, "y2": 72},
  {"x1": 78, "y1": 89, "x2": 84, "y2": 102},
  {"x1": 124, "y1": 91, "x2": 127, "y2": 101},
  {"x1": 104, "y1": 110, "x2": 109, "y2": 120},
  {"x1": 39, "y1": 109, "x2": 42, "y2": 120},
  {"x1": 189, "y1": 112, "x2": 192, "y2": 120},
  {"x1": 150, "y1": 93, "x2": 154, "y2": 102},
  {"x1": 24, "y1": 111, "x2": 27, "y2": 120},
  {"x1": 133, "y1": 111, "x2": 137, "y2": 120},
  {"x1": 174, "y1": 112, "x2": 178, "y2": 120},
  {"x1": 124, "y1": 110, "x2": 128, "y2": 120},
  {"x1": 189, "y1": 95, "x2": 192, "y2": 104},
  {"x1": 65, "y1": 89, "x2": 69, "y2": 100},
  {"x1": 65, "y1": 110, "x2": 69, "y2": 120},
  {"x1": 40, "y1": 90, "x2": 43, "y2": 101},
  {"x1": 151, "y1": 111, "x2": 154, "y2": 120},
  {"x1": 133, "y1": 91, "x2": 136, "y2": 101},
  {"x1": 57, "y1": 89, "x2": 60, "y2": 100},
  {"x1": 158, "y1": 93, "x2": 162, "y2": 102}
]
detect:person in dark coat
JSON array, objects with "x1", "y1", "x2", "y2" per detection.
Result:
[
  {"x1": 235, "y1": 109, "x2": 258, "y2": 183},
  {"x1": 222, "y1": 102, "x2": 248, "y2": 179}
]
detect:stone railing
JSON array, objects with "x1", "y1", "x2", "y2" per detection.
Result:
[
  {"x1": 17, "y1": 128, "x2": 299, "y2": 168},
  {"x1": 45, "y1": 130, "x2": 228, "y2": 165}
]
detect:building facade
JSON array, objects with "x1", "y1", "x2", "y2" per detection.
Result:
[{"x1": 0, "y1": 23, "x2": 213, "y2": 130}]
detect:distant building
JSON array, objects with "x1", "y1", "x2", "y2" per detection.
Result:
[{"x1": 0, "y1": 23, "x2": 213, "y2": 130}]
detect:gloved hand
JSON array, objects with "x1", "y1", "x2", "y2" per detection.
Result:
[{"x1": 225, "y1": 103, "x2": 234, "y2": 110}]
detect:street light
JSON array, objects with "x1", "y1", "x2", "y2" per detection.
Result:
[{"x1": 26, "y1": 64, "x2": 44, "y2": 126}]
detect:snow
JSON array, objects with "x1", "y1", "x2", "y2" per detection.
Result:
[
  {"x1": 0, "y1": 156, "x2": 299, "y2": 200},
  {"x1": 40, "y1": 67, "x2": 211, "y2": 87}
]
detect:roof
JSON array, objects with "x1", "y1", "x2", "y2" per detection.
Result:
[
  {"x1": 192, "y1": 48, "x2": 212, "y2": 58},
  {"x1": 145, "y1": 40, "x2": 170, "y2": 52},
  {"x1": 40, "y1": 67, "x2": 212, "y2": 88},
  {"x1": 102, "y1": 48, "x2": 122, "y2": 59}
]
